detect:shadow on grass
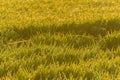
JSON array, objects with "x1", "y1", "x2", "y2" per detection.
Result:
[
  {"x1": 56, "y1": 18, "x2": 120, "y2": 36},
  {"x1": 0, "y1": 18, "x2": 120, "y2": 47}
]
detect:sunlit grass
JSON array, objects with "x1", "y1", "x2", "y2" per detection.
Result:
[{"x1": 0, "y1": 0, "x2": 120, "y2": 79}]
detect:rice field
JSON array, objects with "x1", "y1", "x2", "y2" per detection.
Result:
[{"x1": 0, "y1": 0, "x2": 120, "y2": 80}]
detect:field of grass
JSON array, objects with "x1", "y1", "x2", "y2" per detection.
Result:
[{"x1": 0, "y1": 0, "x2": 120, "y2": 80}]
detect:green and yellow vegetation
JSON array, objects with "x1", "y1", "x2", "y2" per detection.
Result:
[{"x1": 0, "y1": 0, "x2": 120, "y2": 80}]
